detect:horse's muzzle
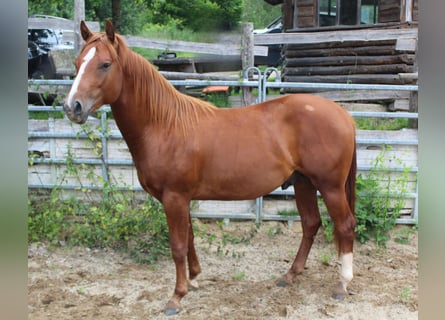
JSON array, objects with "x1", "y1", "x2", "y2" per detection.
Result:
[{"x1": 63, "y1": 100, "x2": 88, "y2": 124}]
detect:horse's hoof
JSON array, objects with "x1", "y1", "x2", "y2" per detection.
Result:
[
  {"x1": 332, "y1": 281, "x2": 348, "y2": 300},
  {"x1": 275, "y1": 277, "x2": 291, "y2": 287},
  {"x1": 164, "y1": 308, "x2": 180, "y2": 316},
  {"x1": 163, "y1": 300, "x2": 181, "y2": 316},
  {"x1": 332, "y1": 292, "x2": 346, "y2": 300}
]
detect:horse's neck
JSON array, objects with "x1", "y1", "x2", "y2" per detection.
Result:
[{"x1": 111, "y1": 49, "x2": 212, "y2": 146}]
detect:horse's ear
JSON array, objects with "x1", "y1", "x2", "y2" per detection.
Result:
[
  {"x1": 80, "y1": 21, "x2": 93, "y2": 42},
  {"x1": 105, "y1": 19, "x2": 115, "y2": 43}
]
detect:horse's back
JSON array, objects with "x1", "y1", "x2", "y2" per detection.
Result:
[{"x1": 186, "y1": 93, "x2": 355, "y2": 199}]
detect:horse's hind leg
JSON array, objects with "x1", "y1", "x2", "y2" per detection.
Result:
[
  {"x1": 319, "y1": 186, "x2": 356, "y2": 300},
  {"x1": 187, "y1": 214, "x2": 202, "y2": 290},
  {"x1": 277, "y1": 174, "x2": 321, "y2": 286}
]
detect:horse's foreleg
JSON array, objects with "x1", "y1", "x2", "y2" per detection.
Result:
[
  {"x1": 162, "y1": 193, "x2": 192, "y2": 316},
  {"x1": 320, "y1": 187, "x2": 356, "y2": 300},
  {"x1": 277, "y1": 177, "x2": 320, "y2": 286},
  {"x1": 187, "y1": 214, "x2": 201, "y2": 290}
]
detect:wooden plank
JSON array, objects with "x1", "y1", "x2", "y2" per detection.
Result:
[
  {"x1": 283, "y1": 64, "x2": 413, "y2": 76},
  {"x1": 282, "y1": 74, "x2": 415, "y2": 85},
  {"x1": 340, "y1": 103, "x2": 387, "y2": 112},
  {"x1": 286, "y1": 89, "x2": 411, "y2": 101},
  {"x1": 390, "y1": 99, "x2": 410, "y2": 111},
  {"x1": 159, "y1": 71, "x2": 239, "y2": 81},
  {"x1": 241, "y1": 23, "x2": 255, "y2": 106},
  {"x1": 284, "y1": 40, "x2": 396, "y2": 50},
  {"x1": 356, "y1": 128, "x2": 417, "y2": 141},
  {"x1": 124, "y1": 35, "x2": 268, "y2": 57},
  {"x1": 283, "y1": 54, "x2": 415, "y2": 67},
  {"x1": 254, "y1": 27, "x2": 417, "y2": 45},
  {"x1": 395, "y1": 37, "x2": 417, "y2": 51},
  {"x1": 285, "y1": 45, "x2": 398, "y2": 58},
  {"x1": 28, "y1": 17, "x2": 99, "y2": 32}
]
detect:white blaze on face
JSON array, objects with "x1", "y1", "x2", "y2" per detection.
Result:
[
  {"x1": 339, "y1": 252, "x2": 353, "y2": 291},
  {"x1": 67, "y1": 47, "x2": 97, "y2": 106}
]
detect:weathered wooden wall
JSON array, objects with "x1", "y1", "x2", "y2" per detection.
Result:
[
  {"x1": 281, "y1": 36, "x2": 417, "y2": 88},
  {"x1": 379, "y1": 0, "x2": 402, "y2": 23},
  {"x1": 280, "y1": 0, "x2": 420, "y2": 30},
  {"x1": 296, "y1": 0, "x2": 317, "y2": 28}
]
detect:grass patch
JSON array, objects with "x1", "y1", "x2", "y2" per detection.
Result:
[
  {"x1": 28, "y1": 191, "x2": 170, "y2": 264},
  {"x1": 278, "y1": 209, "x2": 299, "y2": 216},
  {"x1": 355, "y1": 117, "x2": 409, "y2": 130}
]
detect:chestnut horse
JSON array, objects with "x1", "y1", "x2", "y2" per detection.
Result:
[{"x1": 64, "y1": 20, "x2": 357, "y2": 316}]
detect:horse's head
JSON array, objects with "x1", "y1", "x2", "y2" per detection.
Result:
[{"x1": 64, "y1": 20, "x2": 123, "y2": 124}]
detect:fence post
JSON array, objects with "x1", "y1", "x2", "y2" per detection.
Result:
[
  {"x1": 241, "y1": 23, "x2": 254, "y2": 106},
  {"x1": 74, "y1": 0, "x2": 85, "y2": 54},
  {"x1": 100, "y1": 110, "x2": 109, "y2": 194}
]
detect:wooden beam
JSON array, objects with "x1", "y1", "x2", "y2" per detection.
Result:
[
  {"x1": 241, "y1": 23, "x2": 254, "y2": 106},
  {"x1": 282, "y1": 74, "x2": 416, "y2": 85},
  {"x1": 28, "y1": 18, "x2": 99, "y2": 32},
  {"x1": 283, "y1": 54, "x2": 416, "y2": 67},
  {"x1": 283, "y1": 64, "x2": 413, "y2": 76},
  {"x1": 74, "y1": 0, "x2": 85, "y2": 54},
  {"x1": 254, "y1": 27, "x2": 418, "y2": 45},
  {"x1": 285, "y1": 44, "x2": 398, "y2": 58},
  {"x1": 159, "y1": 71, "x2": 239, "y2": 81},
  {"x1": 125, "y1": 35, "x2": 268, "y2": 57}
]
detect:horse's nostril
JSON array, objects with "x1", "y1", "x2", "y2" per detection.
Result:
[{"x1": 74, "y1": 101, "x2": 82, "y2": 116}]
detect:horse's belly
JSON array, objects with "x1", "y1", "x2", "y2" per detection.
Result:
[{"x1": 194, "y1": 168, "x2": 287, "y2": 200}]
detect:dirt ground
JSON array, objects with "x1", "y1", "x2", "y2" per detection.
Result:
[{"x1": 28, "y1": 220, "x2": 418, "y2": 320}]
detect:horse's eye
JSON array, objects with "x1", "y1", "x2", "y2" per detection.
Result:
[{"x1": 101, "y1": 62, "x2": 111, "y2": 70}]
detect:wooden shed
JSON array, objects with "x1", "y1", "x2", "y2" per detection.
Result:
[{"x1": 263, "y1": 0, "x2": 418, "y2": 92}]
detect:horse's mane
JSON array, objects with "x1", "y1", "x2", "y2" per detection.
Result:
[{"x1": 89, "y1": 32, "x2": 217, "y2": 134}]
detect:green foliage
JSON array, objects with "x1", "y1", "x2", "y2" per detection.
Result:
[
  {"x1": 149, "y1": 0, "x2": 242, "y2": 32},
  {"x1": 28, "y1": 0, "x2": 273, "y2": 35},
  {"x1": 321, "y1": 213, "x2": 335, "y2": 243},
  {"x1": 321, "y1": 146, "x2": 411, "y2": 247},
  {"x1": 393, "y1": 225, "x2": 417, "y2": 245},
  {"x1": 204, "y1": 93, "x2": 232, "y2": 108},
  {"x1": 278, "y1": 208, "x2": 299, "y2": 216},
  {"x1": 355, "y1": 117, "x2": 409, "y2": 130},
  {"x1": 28, "y1": 0, "x2": 74, "y2": 19},
  {"x1": 355, "y1": 146, "x2": 411, "y2": 246},
  {"x1": 232, "y1": 271, "x2": 245, "y2": 281},
  {"x1": 195, "y1": 221, "x2": 259, "y2": 257},
  {"x1": 267, "y1": 225, "x2": 282, "y2": 238},
  {"x1": 28, "y1": 190, "x2": 170, "y2": 263},
  {"x1": 28, "y1": 117, "x2": 170, "y2": 264},
  {"x1": 242, "y1": 0, "x2": 282, "y2": 29},
  {"x1": 320, "y1": 251, "x2": 334, "y2": 266},
  {"x1": 399, "y1": 287, "x2": 414, "y2": 305}
]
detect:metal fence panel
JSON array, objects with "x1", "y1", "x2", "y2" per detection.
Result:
[{"x1": 28, "y1": 75, "x2": 418, "y2": 224}]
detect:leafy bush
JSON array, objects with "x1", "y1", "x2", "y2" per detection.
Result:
[
  {"x1": 28, "y1": 120, "x2": 170, "y2": 263},
  {"x1": 322, "y1": 146, "x2": 411, "y2": 247},
  {"x1": 28, "y1": 189, "x2": 170, "y2": 263},
  {"x1": 354, "y1": 146, "x2": 411, "y2": 246}
]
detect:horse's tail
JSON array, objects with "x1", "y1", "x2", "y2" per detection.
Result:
[{"x1": 345, "y1": 140, "x2": 357, "y2": 215}]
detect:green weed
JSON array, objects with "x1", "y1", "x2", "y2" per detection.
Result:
[
  {"x1": 355, "y1": 118, "x2": 409, "y2": 130},
  {"x1": 399, "y1": 287, "x2": 413, "y2": 305},
  {"x1": 355, "y1": 146, "x2": 411, "y2": 246},
  {"x1": 232, "y1": 271, "x2": 245, "y2": 281},
  {"x1": 321, "y1": 146, "x2": 412, "y2": 247},
  {"x1": 28, "y1": 117, "x2": 170, "y2": 264},
  {"x1": 393, "y1": 226, "x2": 417, "y2": 245}
]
